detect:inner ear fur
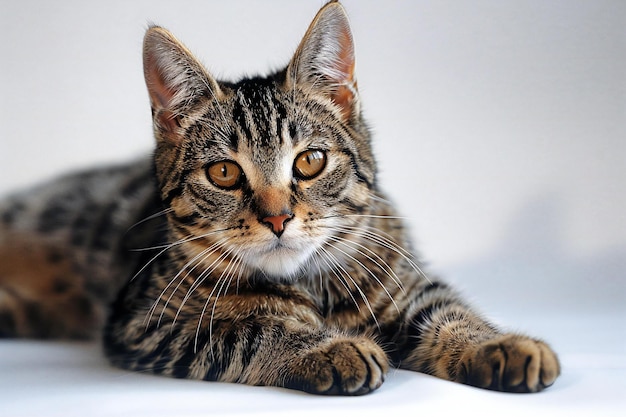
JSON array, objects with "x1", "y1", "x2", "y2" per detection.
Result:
[{"x1": 143, "y1": 26, "x2": 222, "y2": 145}]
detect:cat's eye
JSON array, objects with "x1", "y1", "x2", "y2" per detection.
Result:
[
  {"x1": 293, "y1": 150, "x2": 326, "y2": 180},
  {"x1": 207, "y1": 161, "x2": 243, "y2": 189}
]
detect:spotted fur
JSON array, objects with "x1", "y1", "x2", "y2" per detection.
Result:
[{"x1": 0, "y1": 1, "x2": 559, "y2": 394}]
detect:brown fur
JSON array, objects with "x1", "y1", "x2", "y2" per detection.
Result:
[{"x1": 0, "y1": 236, "x2": 99, "y2": 338}]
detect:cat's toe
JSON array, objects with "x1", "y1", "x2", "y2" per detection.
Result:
[{"x1": 458, "y1": 334, "x2": 560, "y2": 393}]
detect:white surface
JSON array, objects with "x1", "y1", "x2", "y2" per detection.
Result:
[
  {"x1": 1, "y1": 1, "x2": 625, "y2": 416},
  {"x1": 1, "y1": 314, "x2": 625, "y2": 417}
]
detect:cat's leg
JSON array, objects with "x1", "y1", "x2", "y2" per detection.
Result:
[
  {"x1": 103, "y1": 254, "x2": 388, "y2": 395},
  {"x1": 105, "y1": 300, "x2": 387, "y2": 395},
  {"x1": 389, "y1": 282, "x2": 560, "y2": 393}
]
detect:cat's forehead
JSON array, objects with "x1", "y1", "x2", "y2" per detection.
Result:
[
  {"x1": 219, "y1": 79, "x2": 320, "y2": 149},
  {"x1": 229, "y1": 79, "x2": 291, "y2": 146},
  {"x1": 194, "y1": 77, "x2": 342, "y2": 185}
]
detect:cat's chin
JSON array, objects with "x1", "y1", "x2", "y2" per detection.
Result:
[{"x1": 245, "y1": 243, "x2": 316, "y2": 281}]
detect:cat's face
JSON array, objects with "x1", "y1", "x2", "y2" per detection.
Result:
[{"x1": 144, "y1": 6, "x2": 375, "y2": 280}]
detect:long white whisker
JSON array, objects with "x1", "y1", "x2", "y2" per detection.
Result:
[
  {"x1": 148, "y1": 239, "x2": 228, "y2": 329},
  {"x1": 326, "y1": 233, "x2": 405, "y2": 293},
  {"x1": 125, "y1": 208, "x2": 172, "y2": 234},
  {"x1": 334, "y1": 224, "x2": 430, "y2": 284},
  {"x1": 366, "y1": 192, "x2": 393, "y2": 205},
  {"x1": 130, "y1": 227, "x2": 234, "y2": 283},
  {"x1": 173, "y1": 244, "x2": 234, "y2": 328},
  {"x1": 201, "y1": 247, "x2": 243, "y2": 356},
  {"x1": 319, "y1": 246, "x2": 379, "y2": 328},
  {"x1": 342, "y1": 214, "x2": 409, "y2": 220},
  {"x1": 334, "y1": 223, "x2": 412, "y2": 257},
  {"x1": 315, "y1": 247, "x2": 359, "y2": 311},
  {"x1": 324, "y1": 240, "x2": 400, "y2": 315},
  {"x1": 130, "y1": 226, "x2": 233, "y2": 252},
  {"x1": 143, "y1": 242, "x2": 214, "y2": 329}
]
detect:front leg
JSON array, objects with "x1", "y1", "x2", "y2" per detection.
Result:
[
  {"x1": 104, "y1": 287, "x2": 387, "y2": 395},
  {"x1": 392, "y1": 282, "x2": 560, "y2": 392}
]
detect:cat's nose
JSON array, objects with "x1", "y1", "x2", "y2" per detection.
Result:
[{"x1": 261, "y1": 213, "x2": 293, "y2": 237}]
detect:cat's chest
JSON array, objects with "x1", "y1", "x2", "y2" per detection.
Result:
[{"x1": 298, "y1": 279, "x2": 376, "y2": 330}]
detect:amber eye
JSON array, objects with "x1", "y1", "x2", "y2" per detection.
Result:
[
  {"x1": 207, "y1": 161, "x2": 243, "y2": 189},
  {"x1": 294, "y1": 150, "x2": 326, "y2": 180}
]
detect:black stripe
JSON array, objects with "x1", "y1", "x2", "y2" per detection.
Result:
[
  {"x1": 240, "y1": 321, "x2": 264, "y2": 372},
  {"x1": 172, "y1": 212, "x2": 202, "y2": 227},
  {"x1": 340, "y1": 148, "x2": 373, "y2": 187},
  {"x1": 162, "y1": 187, "x2": 183, "y2": 206},
  {"x1": 419, "y1": 282, "x2": 448, "y2": 297},
  {"x1": 394, "y1": 296, "x2": 465, "y2": 362},
  {"x1": 232, "y1": 97, "x2": 253, "y2": 142}
]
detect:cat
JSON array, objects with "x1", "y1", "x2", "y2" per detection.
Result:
[{"x1": 0, "y1": 1, "x2": 559, "y2": 395}]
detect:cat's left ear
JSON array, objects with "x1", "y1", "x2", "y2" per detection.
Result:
[
  {"x1": 287, "y1": 1, "x2": 358, "y2": 122},
  {"x1": 143, "y1": 26, "x2": 222, "y2": 146}
]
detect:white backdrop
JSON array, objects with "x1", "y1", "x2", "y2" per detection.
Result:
[{"x1": 1, "y1": 1, "x2": 625, "y2": 414}]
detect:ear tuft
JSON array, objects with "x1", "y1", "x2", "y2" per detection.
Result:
[{"x1": 287, "y1": 2, "x2": 358, "y2": 121}]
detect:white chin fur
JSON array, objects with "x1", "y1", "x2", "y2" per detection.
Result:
[{"x1": 246, "y1": 244, "x2": 316, "y2": 280}]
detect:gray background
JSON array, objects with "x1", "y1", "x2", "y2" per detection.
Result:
[{"x1": 1, "y1": 0, "x2": 624, "y2": 324}]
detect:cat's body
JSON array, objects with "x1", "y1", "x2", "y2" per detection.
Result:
[{"x1": 0, "y1": 2, "x2": 559, "y2": 394}]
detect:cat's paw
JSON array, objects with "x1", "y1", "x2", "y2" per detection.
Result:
[
  {"x1": 457, "y1": 334, "x2": 560, "y2": 393},
  {"x1": 289, "y1": 337, "x2": 388, "y2": 395}
]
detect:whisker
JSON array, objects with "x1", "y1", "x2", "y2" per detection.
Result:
[
  {"x1": 125, "y1": 208, "x2": 172, "y2": 235},
  {"x1": 319, "y1": 246, "x2": 379, "y2": 328},
  {"x1": 324, "y1": 240, "x2": 400, "y2": 315},
  {"x1": 130, "y1": 227, "x2": 234, "y2": 283},
  {"x1": 201, "y1": 247, "x2": 243, "y2": 356},
  {"x1": 173, "y1": 244, "x2": 234, "y2": 328},
  {"x1": 367, "y1": 192, "x2": 393, "y2": 205},
  {"x1": 315, "y1": 247, "x2": 359, "y2": 311},
  {"x1": 341, "y1": 214, "x2": 409, "y2": 220},
  {"x1": 130, "y1": 226, "x2": 233, "y2": 252},
  {"x1": 145, "y1": 239, "x2": 227, "y2": 329},
  {"x1": 326, "y1": 233, "x2": 405, "y2": 293},
  {"x1": 333, "y1": 224, "x2": 430, "y2": 283},
  {"x1": 333, "y1": 222, "x2": 411, "y2": 254}
]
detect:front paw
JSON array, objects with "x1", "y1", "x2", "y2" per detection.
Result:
[
  {"x1": 457, "y1": 334, "x2": 560, "y2": 393},
  {"x1": 288, "y1": 337, "x2": 388, "y2": 395}
]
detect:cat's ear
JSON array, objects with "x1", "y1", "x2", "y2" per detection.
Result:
[
  {"x1": 143, "y1": 26, "x2": 221, "y2": 145},
  {"x1": 287, "y1": 1, "x2": 358, "y2": 122}
]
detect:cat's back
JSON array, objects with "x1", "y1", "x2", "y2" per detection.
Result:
[{"x1": 1, "y1": 157, "x2": 156, "y2": 240}]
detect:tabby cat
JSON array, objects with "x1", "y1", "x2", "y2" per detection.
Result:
[{"x1": 0, "y1": 1, "x2": 559, "y2": 395}]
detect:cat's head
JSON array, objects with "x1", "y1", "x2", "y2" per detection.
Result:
[{"x1": 144, "y1": 2, "x2": 377, "y2": 281}]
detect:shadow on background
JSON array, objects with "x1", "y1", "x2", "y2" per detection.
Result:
[{"x1": 437, "y1": 194, "x2": 626, "y2": 317}]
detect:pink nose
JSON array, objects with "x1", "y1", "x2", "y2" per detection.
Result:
[{"x1": 261, "y1": 213, "x2": 293, "y2": 236}]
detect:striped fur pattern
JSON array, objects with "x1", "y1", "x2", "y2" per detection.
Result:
[{"x1": 0, "y1": 1, "x2": 559, "y2": 394}]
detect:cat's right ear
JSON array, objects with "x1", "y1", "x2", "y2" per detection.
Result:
[{"x1": 143, "y1": 26, "x2": 222, "y2": 146}]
